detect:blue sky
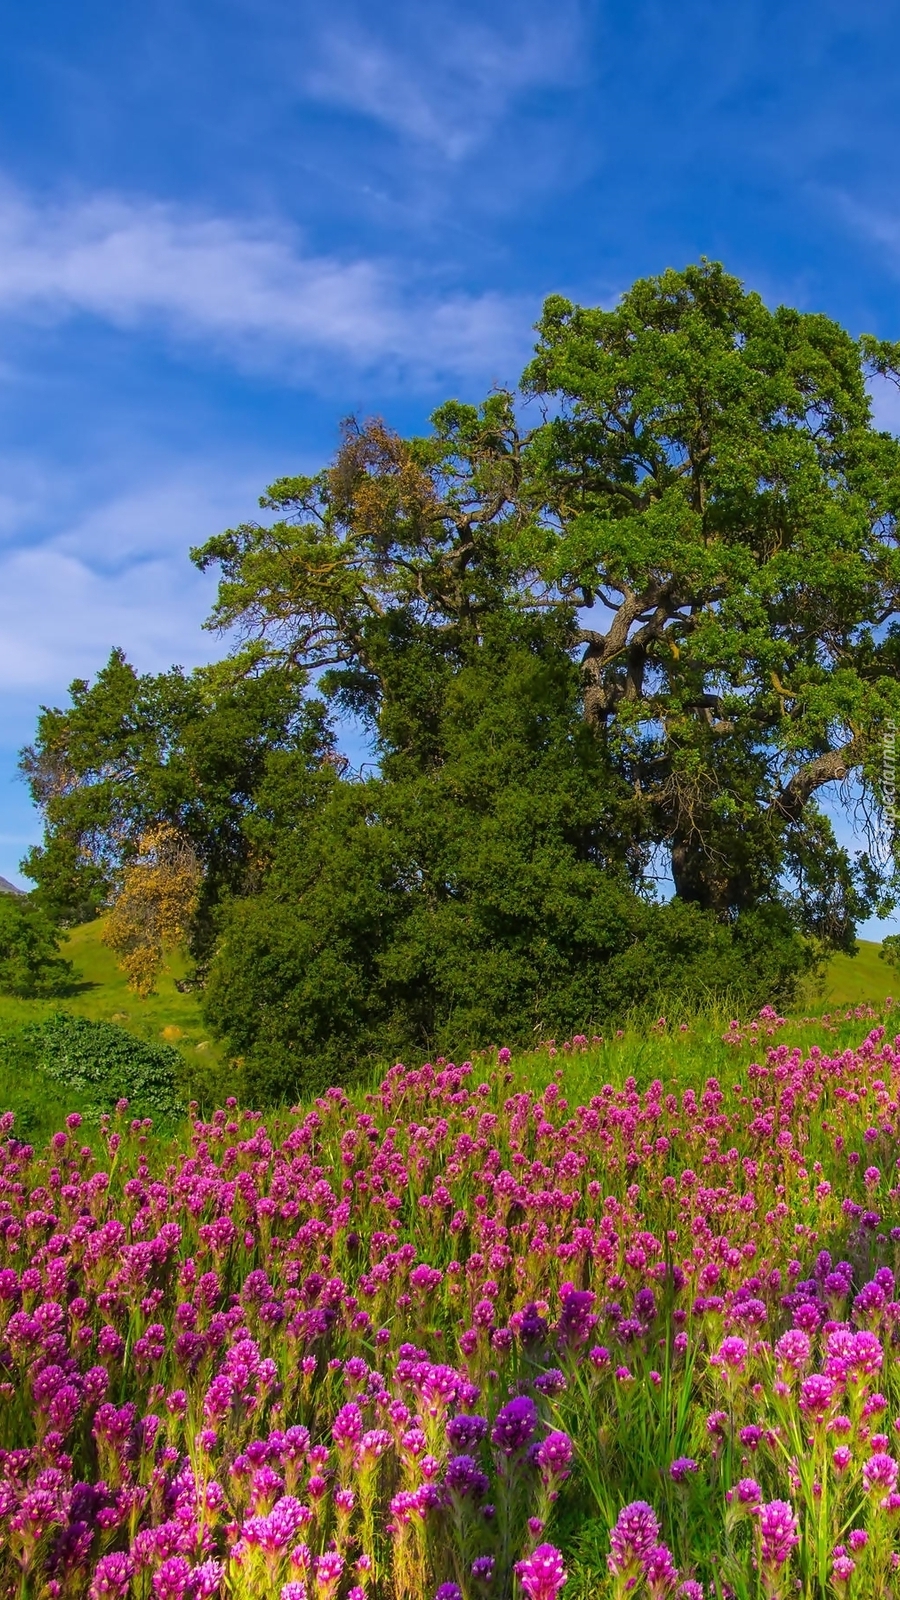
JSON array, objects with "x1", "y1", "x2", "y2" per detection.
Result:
[{"x1": 2, "y1": 0, "x2": 900, "y2": 932}]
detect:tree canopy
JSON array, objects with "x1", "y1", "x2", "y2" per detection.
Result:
[{"x1": 21, "y1": 262, "x2": 900, "y2": 1094}]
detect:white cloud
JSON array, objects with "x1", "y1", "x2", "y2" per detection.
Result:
[
  {"x1": 0, "y1": 182, "x2": 530, "y2": 383},
  {"x1": 0, "y1": 462, "x2": 265, "y2": 695},
  {"x1": 302, "y1": 6, "x2": 583, "y2": 160},
  {"x1": 0, "y1": 544, "x2": 208, "y2": 692}
]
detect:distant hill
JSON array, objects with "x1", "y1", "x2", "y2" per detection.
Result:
[{"x1": 0, "y1": 877, "x2": 23, "y2": 896}]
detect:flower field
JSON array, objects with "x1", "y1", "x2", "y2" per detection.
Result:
[{"x1": 5, "y1": 1007, "x2": 900, "y2": 1598}]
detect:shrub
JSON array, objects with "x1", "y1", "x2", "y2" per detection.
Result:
[{"x1": 3, "y1": 1013, "x2": 184, "y2": 1121}]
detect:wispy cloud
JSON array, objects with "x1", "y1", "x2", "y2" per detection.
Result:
[
  {"x1": 0, "y1": 182, "x2": 531, "y2": 384},
  {"x1": 302, "y1": 4, "x2": 585, "y2": 160}
]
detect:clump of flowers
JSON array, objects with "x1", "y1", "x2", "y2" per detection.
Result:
[{"x1": 0, "y1": 1008, "x2": 897, "y2": 1594}]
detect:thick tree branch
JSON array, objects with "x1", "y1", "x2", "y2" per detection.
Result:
[{"x1": 770, "y1": 739, "x2": 864, "y2": 824}]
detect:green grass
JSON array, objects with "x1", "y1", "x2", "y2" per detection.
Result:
[
  {"x1": 799, "y1": 936, "x2": 897, "y2": 1009},
  {"x1": 0, "y1": 916, "x2": 217, "y2": 1052},
  {"x1": 0, "y1": 918, "x2": 229, "y2": 1141},
  {"x1": 0, "y1": 919, "x2": 897, "y2": 1145}
]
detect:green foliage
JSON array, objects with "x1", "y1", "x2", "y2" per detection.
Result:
[
  {"x1": 0, "y1": 894, "x2": 73, "y2": 997},
  {"x1": 521, "y1": 260, "x2": 900, "y2": 924},
  {"x1": 204, "y1": 618, "x2": 814, "y2": 1101},
  {"x1": 0, "y1": 1013, "x2": 184, "y2": 1122},
  {"x1": 18, "y1": 262, "x2": 900, "y2": 1090},
  {"x1": 880, "y1": 932, "x2": 900, "y2": 969}
]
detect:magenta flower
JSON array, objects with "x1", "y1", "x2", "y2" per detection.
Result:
[
  {"x1": 714, "y1": 1336, "x2": 748, "y2": 1373},
  {"x1": 536, "y1": 1431, "x2": 574, "y2": 1486},
  {"x1": 831, "y1": 1547, "x2": 855, "y2": 1588},
  {"x1": 89, "y1": 1552, "x2": 135, "y2": 1598},
  {"x1": 242, "y1": 1497, "x2": 310, "y2": 1553},
  {"x1": 774, "y1": 1329, "x2": 811, "y2": 1371},
  {"x1": 332, "y1": 1403, "x2": 364, "y2": 1450},
  {"x1": 669, "y1": 1457, "x2": 698, "y2": 1483},
  {"x1": 514, "y1": 1542, "x2": 567, "y2": 1600},
  {"x1": 755, "y1": 1500, "x2": 799, "y2": 1566},
  {"x1": 850, "y1": 1331, "x2": 884, "y2": 1377},
  {"x1": 863, "y1": 1452, "x2": 899, "y2": 1494},
  {"x1": 644, "y1": 1544, "x2": 679, "y2": 1597},
  {"x1": 608, "y1": 1501, "x2": 661, "y2": 1581},
  {"x1": 798, "y1": 1373, "x2": 834, "y2": 1423},
  {"x1": 192, "y1": 1562, "x2": 223, "y2": 1598},
  {"x1": 153, "y1": 1558, "x2": 191, "y2": 1600},
  {"x1": 315, "y1": 1552, "x2": 344, "y2": 1600}
]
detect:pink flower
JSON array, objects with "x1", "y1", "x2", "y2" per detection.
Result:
[
  {"x1": 756, "y1": 1500, "x2": 799, "y2": 1566},
  {"x1": 514, "y1": 1543, "x2": 567, "y2": 1600},
  {"x1": 798, "y1": 1374, "x2": 834, "y2": 1423},
  {"x1": 536, "y1": 1432, "x2": 574, "y2": 1486},
  {"x1": 714, "y1": 1336, "x2": 748, "y2": 1373},
  {"x1": 863, "y1": 1452, "x2": 899, "y2": 1494},
  {"x1": 315, "y1": 1552, "x2": 344, "y2": 1600},
  {"x1": 89, "y1": 1553, "x2": 135, "y2": 1598},
  {"x1": 153, "y1": 1558, "x2": 191, "y2": 1600},
  {"x1": 644, "y1": 1544, "x2": 679, "y2": 1597},
  {"x1": 774, "y1": 1329, "x2": 811, "y2": 1371}
]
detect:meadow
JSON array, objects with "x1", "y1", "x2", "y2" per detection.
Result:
[{"x1": 1, "y1": 960, "x2": 900, "y2": 1598}]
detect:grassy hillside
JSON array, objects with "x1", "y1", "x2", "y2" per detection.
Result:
[
  {"x1": 0, "y1": 916, "x2": 216, "y2": 1048},
  {"x1": 0, "y1": 919, "x2": 896, "y2": 1144},
  {"x1": 799, "y1": 937, "x2": 897, "y2": 1010}
]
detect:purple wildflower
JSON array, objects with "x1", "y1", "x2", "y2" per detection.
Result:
[
  {"x1": 536, "y1": 1432, "x2": 574, "y2": 1486},
  {"x1": 153, "y1": 1558, "x2": 191, "y2": 1600},
  {"x1": 491, "y1": 1396, "x2": 537, "y2": 1455},
  {"x1": 446, "y1": 1415, "x2": 489, "y2": 1451},
  {"x1": 608, "y1": 1501, "x2": 661, "y2": 1580},
  {"x1": 444, "y1": 1455, "x2": 489, "y2": 1501},
  {"x1": 714, "y1": 1336, "x2": 748, "y2": 1373},
  {"x1": 644, "y1": 1544, "x2": 679, "y2": 1597},
  {"x1": 314, "y1": 1551, "x2": 344, "y2": 1600},
  {"x1": 774, "y1": 1330, "x2": 811, "y2": 1371}
]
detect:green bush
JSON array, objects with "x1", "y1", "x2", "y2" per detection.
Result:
[
  {"x1": 0, "y1": 1013, "x2": 185, "y2": 1122},
  {"x1": 0, "y1": 894, "x2": 73, "y2": 997},
  {"x1": 204, "y1": 621, "x2": 815, "y2": 1104}
]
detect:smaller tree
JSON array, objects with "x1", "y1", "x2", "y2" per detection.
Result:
[
  {"x1": 103, "y1": 824, "x2": 202, "y2": 996},
  {"x1": 0, "y1": 896, "x2": 73, "y2": 998}
]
